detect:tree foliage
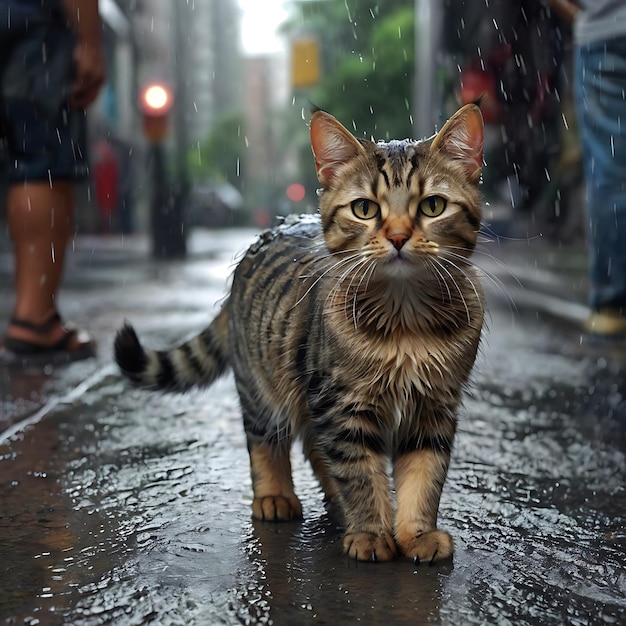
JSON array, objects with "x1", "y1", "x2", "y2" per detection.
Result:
[
  {"x1": 285, "y1": 1, "x2": 415, "y2": 140},
  {"x1": 186, "y1": 112, "x2": 246, "y2": 189}
]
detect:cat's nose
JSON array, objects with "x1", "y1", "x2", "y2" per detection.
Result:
[{"x1": 388, "y1": 233, "x2": 409, "y2": 250}]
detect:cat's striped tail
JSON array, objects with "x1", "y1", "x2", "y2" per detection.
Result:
[{"x1": 114, "y1": 306, "x2": 231, "y2": 391}]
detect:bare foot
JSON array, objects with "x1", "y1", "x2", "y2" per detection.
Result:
[{"x1": 7, "y1": 311, "x2": 91, "y2": 352}]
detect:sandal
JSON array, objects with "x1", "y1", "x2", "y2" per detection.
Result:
[{"x1": 0, "y1": 312, "x2": 96, "y2": 367}]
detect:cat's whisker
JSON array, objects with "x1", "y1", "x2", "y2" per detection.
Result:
[
  {"x1": 330, "y1": 256, "x2": 379, "y2": 328},
  {"x1": 442, "y1": 246, "x2": 505, "y2": 284},
  {"x1": 476, "y1": 234, "x2": 494, "y2": 243},
  {"x1": 360, "y1": 257, "x2": 378, "y2": 294},
  {"x1": 331, "y1": 257, "x2": 371, "y2": 321},
  {"x1": 293, "y1": 252, "x2": 366, "y2": 309},
  {"x1": 478, "y1": 224, "x2": 542, "y2": 243},
  {"x1": 303, "y1": 249, "x2": 363, "y2": 276},
  {"x1": 324, "y1": 257, "x2": 356, "y2": 302},
  {"x1": 323, "y1": 251, "x2": 375, "y2": 310},
  {"x1": 441, "y1": 247, "x2": 518, "y2": 313},
  {"x1": 300, "y1": 254, "x2": 364, "y2": 284},
  {"x1": 437, "y1": 257, "x2": 485, "y2": 325},
  {"x1": 451, "y1": 243, "x2": 525, "y2": 290},
  {"x1": 329, "y1": 270, "x2": 366, "y2": 320},
  {"x1": 309, "y1": 243, "x2": 363, "y2": 257},
  {"x1": 429, "y1": 257, "x2": 472, "y2": 324},
  {"x1": 352, "y1": 259, "x2": 378, "y2": 328},
  {"x1": 426, "y1": 257, "x2": 453, "y2": 303},
  {"x1": 341, "y1": 260, "x2": 368, "y2": 323}
]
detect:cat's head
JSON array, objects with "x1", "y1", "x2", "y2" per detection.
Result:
[{"x1": 310, "y1": 104, "x2": 484, "y2": 277}]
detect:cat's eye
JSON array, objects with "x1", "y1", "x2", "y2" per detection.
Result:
[
  {"x1": 419, "y1": 196, "x2": 447, "y2": 218},
  {"x1": 351, "y1": 199, "x2": 380, "y2": 220}
]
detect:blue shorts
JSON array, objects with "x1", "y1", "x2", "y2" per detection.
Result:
[{"x1": 0, "y1": 16, "x2": 90, "y2": 183}]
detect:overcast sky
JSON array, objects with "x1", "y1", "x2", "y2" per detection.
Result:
[{"x1": 239, "y1": 0, "x2": 289, "y2": 55}]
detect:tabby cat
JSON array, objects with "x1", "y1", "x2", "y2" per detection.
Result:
[{"x1": 115, "y1": 103, "x2": 485, "y2": 563}]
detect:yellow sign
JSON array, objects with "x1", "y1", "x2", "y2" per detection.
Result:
[{"x1": 291, "y1": 37, "x2": 320, "y2": 89}]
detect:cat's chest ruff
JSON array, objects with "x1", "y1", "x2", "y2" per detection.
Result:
[
  {"x1": 340, "y1": 325, "x2": 465, "y2": 402},
  {"x1": 342, "y1": 341, "x2": 456, "y2": 430},
  {"x1": 329, "y1": 276, "x2": 481, "y2": 395}
]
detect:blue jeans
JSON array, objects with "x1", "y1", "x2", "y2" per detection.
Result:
[{"x1": 575, "y1": 37, "x2": 626, "y2": 310}]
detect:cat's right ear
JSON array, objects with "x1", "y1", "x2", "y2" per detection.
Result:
[{"x1": 310, "y1": 111, "x2": 364, "y2": 186}]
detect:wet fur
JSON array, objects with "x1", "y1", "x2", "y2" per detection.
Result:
[{"x1": 115, "y1": 104, "x2": 485, "y2": 563}]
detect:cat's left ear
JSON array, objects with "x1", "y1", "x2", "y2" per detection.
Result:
[
  {"x1": 310, "y1": 110, "x2": 365, "y2": 186},
  {"x1": 430, "y1": 104, "x2": 484, "y2": 183}
]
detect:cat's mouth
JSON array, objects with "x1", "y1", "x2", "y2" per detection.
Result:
[
  {"x1": 378, "y1": 248, "x2": 428, "y2": 276},
  {"x1": 384, "y1": 247, "x2": 420, "y2": 265},
  {"x1": 391, "y1": 250, "x2": 411, "y2": 262},
  {"x1": 388, "y1": 255, "x2": 411, "y2": 268}
]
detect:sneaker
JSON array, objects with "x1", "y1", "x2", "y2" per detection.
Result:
[{"x1": 585, "y1": 308, "x2": 626, "y2": 337}]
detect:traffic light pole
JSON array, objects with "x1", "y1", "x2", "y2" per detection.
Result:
[
  {"x1": 140, "y1": 81, "x2": 186, "y2": 259},
  {"x1": 148, "y1": 141, "x2": 186, "y2": 259},
  {"x1": 414, "y1": 0, "x2": 443, "y2": 138}
]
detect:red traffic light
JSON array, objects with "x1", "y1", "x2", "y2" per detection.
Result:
[
  {"x1": 286, "y1": 182, "x2": 306, "y2": 202},
  {"x1": 141, "y1": 84, "x2": 172, "y2": 114},
  {"x1": 140, "y1": 82, "x2": 173, "y2": 142}
]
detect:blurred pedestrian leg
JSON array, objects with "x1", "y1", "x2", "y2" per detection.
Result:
[
  {"x1": 0, "y1": 0, "x2": 105, "y2": 366},
  {"x1": 550, "y1": 0, "x2": 626, "y2": 337},
  {"x1": 8, "y1": 182, "x2": 74, "y2": 327},
  {"x1": 576, "y1": 35, "x2": 626, "y2": 335}
]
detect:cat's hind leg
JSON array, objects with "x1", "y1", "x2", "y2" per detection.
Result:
[
  {"x1": 248, "y1": 439, "x2": 302, "y2": 521},
  {"x1": 238, "y1": 381, "x2": 302, "y2": 521}
]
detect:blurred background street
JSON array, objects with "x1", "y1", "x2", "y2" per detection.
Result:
[{"x1": 1, "y1": 1, "x2": 625, "y2": 625}]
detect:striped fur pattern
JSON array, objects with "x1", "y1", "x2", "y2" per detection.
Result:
[{"x1": 115, "y1": 104, "x2": 485, "y2": 563}]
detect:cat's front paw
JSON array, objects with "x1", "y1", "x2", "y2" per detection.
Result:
[
  {"x1": 252, "y1": 495, "x2": 303, "y2": 521},
  {"x1": 343, "y1": 531, "x2": 397, "y2": 562},
  {"x1": 397, "y1": 529, "x2": 454, "y2": 563}
]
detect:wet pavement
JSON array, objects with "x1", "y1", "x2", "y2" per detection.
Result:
[{"x1": 1, "y1": 227, "x2": 625, "y2": 625}]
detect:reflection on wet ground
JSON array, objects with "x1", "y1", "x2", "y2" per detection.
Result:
[{"x1": 1, "y1": 247, "x2": 625, "y2": 625}]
